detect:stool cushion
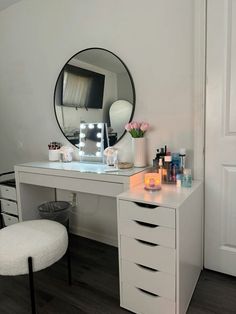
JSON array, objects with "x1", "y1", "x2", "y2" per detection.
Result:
[{"x1": 0, "y1": 219, "x2": 68, "y2": 276}]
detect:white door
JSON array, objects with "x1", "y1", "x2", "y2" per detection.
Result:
[{"x1": 205, "y1": 0, "x2": 236, "y2": 275}]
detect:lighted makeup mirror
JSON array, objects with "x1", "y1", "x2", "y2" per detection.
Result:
[
  {"x1": 54, "y1": 48, "x2": 135, "y2": 150},
  {"x1": 78, "y1": 122, "x2": 109, "y2": 162}
]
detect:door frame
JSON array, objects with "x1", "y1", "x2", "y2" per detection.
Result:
[{"x1": 193, "y1": 0, "x2": 206, "y2": 182}]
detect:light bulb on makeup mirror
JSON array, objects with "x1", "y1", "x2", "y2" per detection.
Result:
[
  {"x1": 96, "y1": 142, "x2": 101, "y2": 148},
  {"x1": 80, "y1": 133, "x2": 85, "y2": 138},
  {"x1": 79, "y1": 151, "x2": 84, "y2": 156},
  {"x1": 96, "y1": 151, "x2": 102, "y2": 157},
  {"x1": 79, "y1": 142, "x2": 85, "y2": 147},
  {"x1": 97, "y1": 123, "x2": 103, "y2": 129},
  {"x1": 97, "y1": 133, "x2": 101, "y2": 138},
  {"x1": 88, "y1": 123, "x2": 94, "y2": 129},
  {"x1": 80, "y1": 124, "x2": 86, "y2": 129}
]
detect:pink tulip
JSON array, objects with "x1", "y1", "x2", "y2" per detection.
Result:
[
  {"x1": 140, "y1": 122, "x2": 149, "y2": 132},
  {"x1": 132, "y1": 121, "x2": 139, "y2": 129},
  {"x1": 125, "y1": 123, "x2": 132, "y2": 131}
]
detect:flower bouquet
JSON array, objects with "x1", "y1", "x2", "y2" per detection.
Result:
[
  {"x1": 125, "y1": 121, "x2": 150, "y2": 167},
  {"x1": 125, "y1": 121, "x2": 150, "y2": 138}
]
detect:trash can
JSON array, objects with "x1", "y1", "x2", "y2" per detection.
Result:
[{"x1": 38, "y1": 201, "x2": 71, "y2": 225}]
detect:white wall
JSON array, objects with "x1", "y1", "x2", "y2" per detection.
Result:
[
  {"x1": 0, "y1": 0, "x2": 195, "y2": 170},
  {"x1": 0, "y1": 0, "x2": 196, "y2": 245}
]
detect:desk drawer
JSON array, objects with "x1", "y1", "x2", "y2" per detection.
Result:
[
  {"x1": 120, "y1": 235, "x2": 175, "y2": 275},
  {"x1": 119, "y1": 219, "x2": 175, "y2": 248},
  {"x1": 1, "y1": 213, "x2": 19, "y2": 226},
  {"x1": 19, "y1": 172, "x2": 123, "y2": 197},
  {"x1": 1, "y1": 199, "x2": 18, "y2": 216},
  {"x1": 0, "y1": 185, "x2": 16, "y2": 201},
  {"x1": 122, "y1": 282, "x2": 175, "y2": 314},
  {"x1": 121, "y1": 259, "x2": 175, "y2": 300},
  {"x1": 119, "y1": 200, "x2": 175, "y2": 228}
]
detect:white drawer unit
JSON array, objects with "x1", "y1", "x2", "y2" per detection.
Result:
[
  {"x1": 117, "y1": 182, "x2": 203, "y2": 314},
  {"x1": 121, "y1": 259, "x2": 175, "y2": 300},
  {"x1": 119, "y1": 218, "x2": 175, "y2": 248},
  {"x1": 0, "y1": 176, "x2": 19, "y2": 228},
  {"x1": 121, "y1": 235, "x2": 176, "y2": 275},
  {"x1": 1, "y1": 199, "x2": 18, "y2": 216},
  {"x1": 122, "y1": 282, "x2": 175, "y2": 314},
  {"x1": 119, "y1": 199, "x2": 175, "y2": 228},
  {"x1": 0, "y1": 185, "x2": 17, "y2": 201},
  {"x1": 1, "y1": 213, "x2": 19, "y2": 226}
]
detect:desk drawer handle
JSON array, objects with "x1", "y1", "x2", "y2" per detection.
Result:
[
  {"x1": 137, "y1": 287, "x2": 159, "y2": 298},
  {"x1": 135, "y1": 239, "x2": 158, "y2": 247},
  {"x1": 134, "y1": 220, "x2": 158, "y2": 228},
  {"x1": 134, "y1": 202, "x2": 159, "y2": 209},
  {"x1": 136, "y1": 263, "x2": 158, "y2": 272}
]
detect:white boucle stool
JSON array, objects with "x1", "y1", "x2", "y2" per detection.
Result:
[{"x1": 0, "y1": 219, "x2": 71, "y2": 314}]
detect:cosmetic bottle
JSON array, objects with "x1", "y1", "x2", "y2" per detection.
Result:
[
  {"x1": 181, "y1": 168, "x2": 192, "y2": 187},
  {"x1": 152, "y1": 149, "x2": 160, "y2": 172},
  {"x1": 179, "y1": 148, "x2": 186, "y2": 173},
  {"x1": 172, "y1": 153, "x2": 180, "y2": 170},
  {"x1": 176, "y1": 174, "x2": 182, "y2": 187},
  {"x1": 163, "y1": 155, "x2": 173, "y2": 183},
  {"x1": 158, "y1": 158, "x2": 163, "y2": 183}
]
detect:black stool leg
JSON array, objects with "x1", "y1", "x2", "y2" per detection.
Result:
[
  {"x1": 28, "y1": 257, "x2": 36, "y2": 314},
  {"x1": 66, "y1": 220, "x2": 72, "y2": 285}
]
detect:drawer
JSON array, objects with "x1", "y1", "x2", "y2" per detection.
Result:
[
  {"x1": 1, "y1": 213, "x2": 19, "y2": 226},
  {"x1": 119, "y1": 219, "x2": 175, "y2": 248},
  {"x1": 119, "y1": 200, "x2": 175, "y2": 228},
  {"x1": 121, "y1": 282, "x2": 175, "y2": 314},
  {"x1": 0, "y1": 185, "x2": 17, "y2": 201},
  {"x1": 120, "y1": 235, "x2": 175, "y2": 275},
  {"x1": 1, "y1": 199, "x2": 18, "y2": 216},
  {"x1": 121, "y1": 259, "x2": 175, "y2": 300}
]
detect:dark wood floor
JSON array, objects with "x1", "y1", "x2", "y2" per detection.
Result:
[{"x1": 0, "y1": 235, "x2": 236, "y2": 314}]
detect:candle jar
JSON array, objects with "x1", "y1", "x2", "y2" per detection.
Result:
[{"x1": 144, "y1": 173, "x2": 161, "y2": 191}]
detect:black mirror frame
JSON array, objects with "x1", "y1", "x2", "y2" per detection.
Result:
[{"x1": 53, "y1": 47, "x2": 136, "y2": 148}]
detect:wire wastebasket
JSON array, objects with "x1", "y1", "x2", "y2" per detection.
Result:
[{"x1": 38, "y1": 201, "x2": 71, "y2": 225}]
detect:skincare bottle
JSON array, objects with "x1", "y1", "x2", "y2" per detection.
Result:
[
  {"x1": 179, "y1": 148, "x2": 186, "y2": 173},
  {"x1": 176, "y1": 174, "x2": 182, "y2": 187},
  {"x1": 163, "y1": 155, "x2": 172, "y2": 183},
  {"x1": 181, "y1": 168, "x2": 192, "y2": 187}
]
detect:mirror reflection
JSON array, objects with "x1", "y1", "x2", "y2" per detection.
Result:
[{"x1": 54, "y1": 48, "x2": 135, "y2": 148}]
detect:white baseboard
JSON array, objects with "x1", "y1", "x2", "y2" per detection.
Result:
[{"x1": 69, "y1": 225, "x2": 118, "y2": 247}]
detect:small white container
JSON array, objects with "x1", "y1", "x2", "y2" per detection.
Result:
[{"x1": 49, "y1": 150, "x2": 60, "y2": 161}]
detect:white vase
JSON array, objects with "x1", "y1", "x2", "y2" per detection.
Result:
[{"x1": 132, "y1": 137, "x2": 146, "y2": 167}]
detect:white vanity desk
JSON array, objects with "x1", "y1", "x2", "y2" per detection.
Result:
[
  {"x1": 14, "y1": 161, "x2": 147, "y2": 221},
  {"x1": 14, "y1": 161, "x2": 203, "y2": 314}
]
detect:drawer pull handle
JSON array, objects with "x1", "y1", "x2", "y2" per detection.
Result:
[
  {"x1": 135, "y1": 239, "x2": 158, "y2": 247},
  {"x1": 134, "y1": 202, "x2": 159, "y2": 209},
  {"x1": 137, "y1": 287, "x2": 159, "y2": 297},
  {"x1": 136, "y1": 263, "x2": 158, "y2": 272},
  {"x1": 134, "y1": 220, "x2": 158, "y2": 228}
]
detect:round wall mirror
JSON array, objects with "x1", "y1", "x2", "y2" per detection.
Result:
[{"x1": 54, "y1": 48, "x2": 135, "y2": 148}]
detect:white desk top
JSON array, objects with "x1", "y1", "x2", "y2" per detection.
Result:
[
  {"x1": 15, "y1": 161, "x2": 147, "y2": 176},
  {"x1": 15, "y1": 161, "x2": 149, "y2": 185},
  {"x1": 118, "y1": 180, "x2": 202, "y2": 208}
]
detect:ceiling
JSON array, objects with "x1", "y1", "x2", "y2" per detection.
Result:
[{"x1": 0, "y1": 0, "x2": 22, "y2": 11}]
